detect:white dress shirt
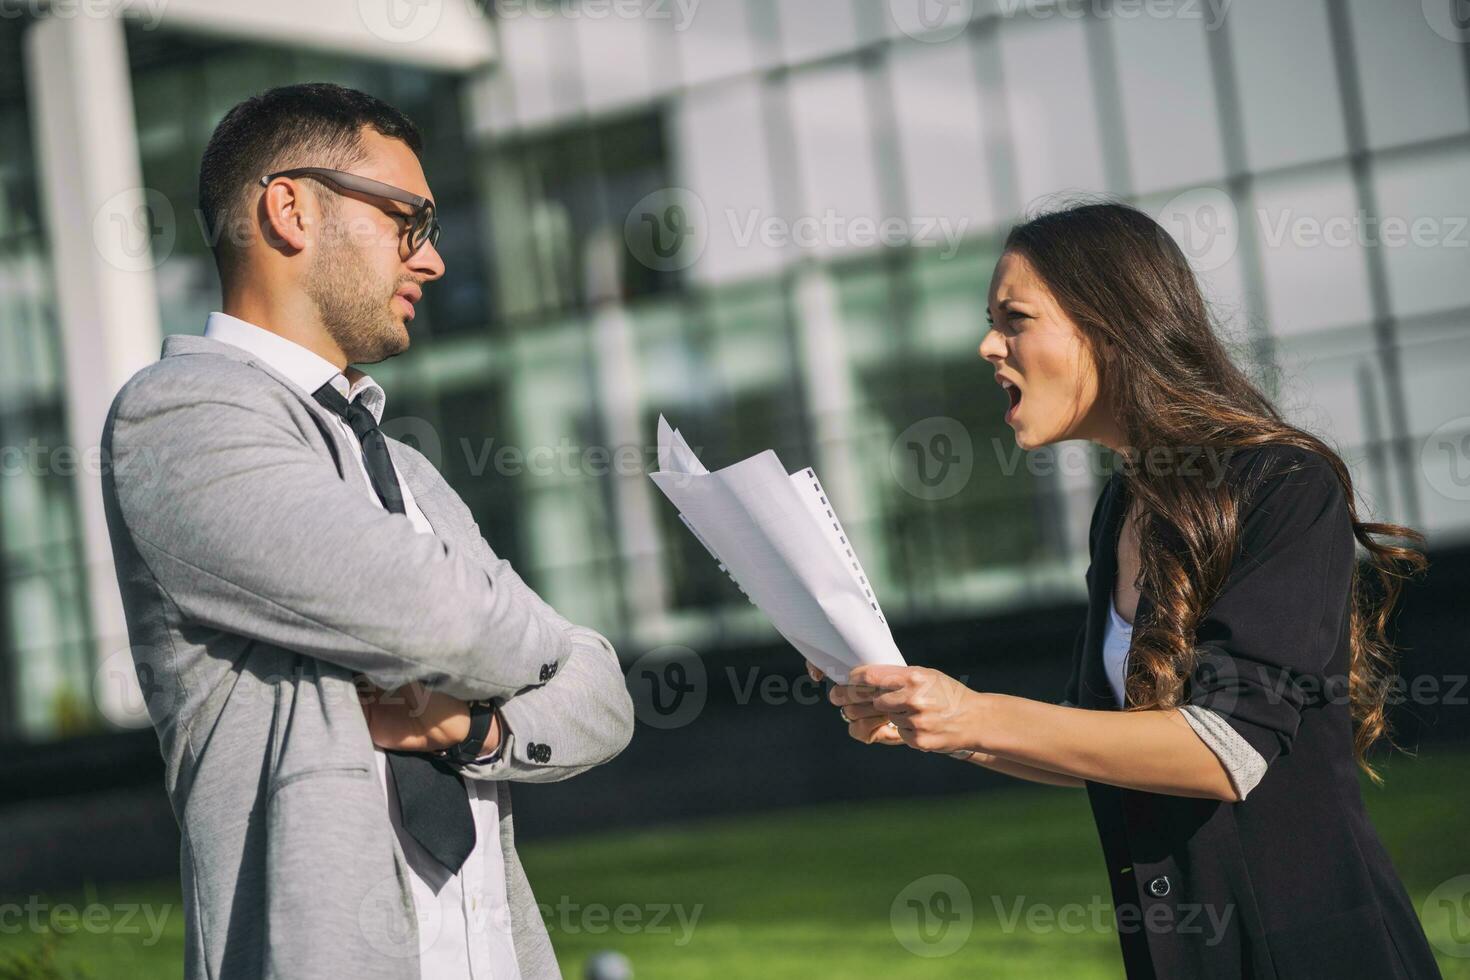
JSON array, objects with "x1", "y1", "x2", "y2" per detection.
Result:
[{"x1": 203, "y1": 312, "x2": 522, "y2": 979}]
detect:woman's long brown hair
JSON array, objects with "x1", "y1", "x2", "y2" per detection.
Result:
[{"x1": 1005, "y1": 201, "x2": 1427, "y2": 781}]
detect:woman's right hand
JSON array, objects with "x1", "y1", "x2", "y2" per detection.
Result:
[{"x1": 806, "y1": 660, "x2": 905, "y2": 746}]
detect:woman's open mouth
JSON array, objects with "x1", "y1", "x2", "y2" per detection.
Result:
[{"x1": 1000, "y1": 376, "x2": 1023, "y2": 424}]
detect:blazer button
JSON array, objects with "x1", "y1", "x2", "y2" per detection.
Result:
[{"x1": 1147, "y1": 876, "x2": 1171, "y2": 898}]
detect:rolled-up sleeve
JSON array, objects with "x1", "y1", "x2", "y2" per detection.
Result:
[{"x1": 1186, "y1": 451, "x2": 1354, "y2": 771}]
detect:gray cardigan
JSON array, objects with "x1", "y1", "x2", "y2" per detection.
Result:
[{"x1": 100, "y1": 333, "x2": 634, "y2": 979}]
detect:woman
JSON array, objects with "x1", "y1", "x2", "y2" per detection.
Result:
[{"x1": 825, "y1": 202, "x2": 1441, "y2": 978}]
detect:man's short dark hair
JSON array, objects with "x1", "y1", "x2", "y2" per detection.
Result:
[{"x1": 198, "y1": 82, "x2": 423, "y2": 281}]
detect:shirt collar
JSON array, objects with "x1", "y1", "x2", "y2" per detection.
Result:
[{"x1": 202, "y1": 312, "x2": 387, "y2": 423}]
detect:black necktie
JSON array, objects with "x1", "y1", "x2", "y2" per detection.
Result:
[{"x1": 312, "y1": 380, "x2": 477, "y2": 874}]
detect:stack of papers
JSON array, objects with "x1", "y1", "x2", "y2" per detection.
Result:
[{"x1": 648, "y1": 416, "x2": 907, "y2": 683}]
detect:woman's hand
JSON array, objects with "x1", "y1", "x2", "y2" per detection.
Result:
[
  {"x1": 829, "y1": 664, "x2": 985, "y2": 756},
  {"x1": 806, "y1": 660, "x2": 903, "y2": 746},
  {"x1": 358, "y1": 681, "x2": 499, "y2": 755}
]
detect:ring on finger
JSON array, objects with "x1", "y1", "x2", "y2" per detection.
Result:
[{"x1": 838, "y1": 707, "x2": 850, "y2": 723}]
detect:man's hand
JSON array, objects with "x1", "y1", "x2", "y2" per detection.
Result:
[{"x1": 358, "y1": 681, "x2": 501, "y2": 756}]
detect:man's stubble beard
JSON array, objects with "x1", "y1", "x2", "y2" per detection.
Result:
[{"x1": 306, "y1": 222, "x2": 406, "y2": 366}]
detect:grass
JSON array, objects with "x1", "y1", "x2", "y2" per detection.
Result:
[{"x1": 3, "y1": 747, "x2": 1467, "y2": 979}]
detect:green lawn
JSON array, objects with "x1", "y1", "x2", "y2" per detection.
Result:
[{"x1": 5, "y1": 747, "x2": 1468, "y2": 979}]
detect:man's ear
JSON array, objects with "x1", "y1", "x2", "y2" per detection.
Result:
[{"x1": 259, "y1": 177, "x2": 313, "y2": 253}]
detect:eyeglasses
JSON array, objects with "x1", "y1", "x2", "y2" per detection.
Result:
[{"x1": 259, "y1": 167, "x2": 442, "y2": 258}]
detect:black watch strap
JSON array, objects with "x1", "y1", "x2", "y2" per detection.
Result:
[{"x1": 444, "y1": 699, "x2": 498, "y2": 766}]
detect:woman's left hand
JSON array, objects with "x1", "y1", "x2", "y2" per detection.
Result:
[{"x1": 829, "y1": 664, "x2": 985, "y2": 755}]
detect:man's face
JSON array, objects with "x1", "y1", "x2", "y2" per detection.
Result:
[{"x1": 305, "y1": 128, "x2": 445, "y2": 365}]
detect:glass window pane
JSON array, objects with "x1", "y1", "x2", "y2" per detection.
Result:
[
  {"x1": 497, "y1": 13, "x2": 582, "y2": 130},
  {"x1": 787, "y1": 64, "x2": 884, "y2": 259},
  {"x1": 573, "y1": 14, "x2": 659, "y2": 114},
  {"x1": 674, "y1": 0, "x2": 759, "y2": 87},
  {"x1": 1251, "y1": 165, "x2": 1374, "y2": 337},
  {"x1": 1347, "y1": 0, "x2": 1470, "y2": 151},
  {"x1": 1371, "y1": 145, "x2": 1470, "y2": 321},
  {"x1": 1227, "y1": 0, "x2": 1347, "y2": 171},
  {"x1": 0, "y1": 39, "x2": 95, "y2": 742},
  {"x1": 886, "y1": 38, "x2": 997, "y2": 233},
  {"x1": 673, "y1": 78, "x2": 785, "y2": 285},
  {"x1": 999, "y1": 16, "x2": 1109, "y2": 209},
  {"x1": 1405, "y1": 325, "x2": 1470, "y2": 541},
  {"x1": 1109, "y1": 13, "x2": 1226, "y2": 194},
  {"x1": 776, "y1": 0, "x2": 860, "y2": 65}
]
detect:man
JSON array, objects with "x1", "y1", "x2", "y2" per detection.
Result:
[{"x1": 100, "y1": 82, "x2": 634, "y2": 980}]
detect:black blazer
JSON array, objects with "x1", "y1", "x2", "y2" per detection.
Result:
[{"x1": 1065, "y1": 444, "x2": 1440, "y2": 979}]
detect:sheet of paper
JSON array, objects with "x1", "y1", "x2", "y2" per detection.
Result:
[{"x1": 649, "y1": 416, "x2": 905, "y2": 682}]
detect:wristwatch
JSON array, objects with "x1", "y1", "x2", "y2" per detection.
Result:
[{"x1": 441, "y1": 699, "x2": 500, "y2": 766}]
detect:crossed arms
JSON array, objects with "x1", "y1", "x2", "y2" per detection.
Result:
[{"x1": 106, "y1": 362, "x2": 634, "y2": 781}]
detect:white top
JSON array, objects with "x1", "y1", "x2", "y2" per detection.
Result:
[
  {"x1": 203, "y1": 312, "x2": 521, "y2": 979},
  {"x1": 1096, "y1": 583, "x2": 1267, "y2": 801},
  {"x1": 1102, "y1": 594, "x2": 1135, "y2": 708}
]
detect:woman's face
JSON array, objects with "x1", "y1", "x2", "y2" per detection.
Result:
[{"x1": 980, "y1": 250, "x2": 1118, "y2": 451}]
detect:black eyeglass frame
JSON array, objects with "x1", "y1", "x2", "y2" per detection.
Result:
[{"x1": 258, "y1": 167, "x2": 441, "y2": 257}]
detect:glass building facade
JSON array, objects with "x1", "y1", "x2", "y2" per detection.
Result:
[
  {"x1": 0, "y1": 17, "x2": 98, "y2": 741},
  {"x1": 1, "y1": 0, "x2": 1468, "y2": 743}
]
